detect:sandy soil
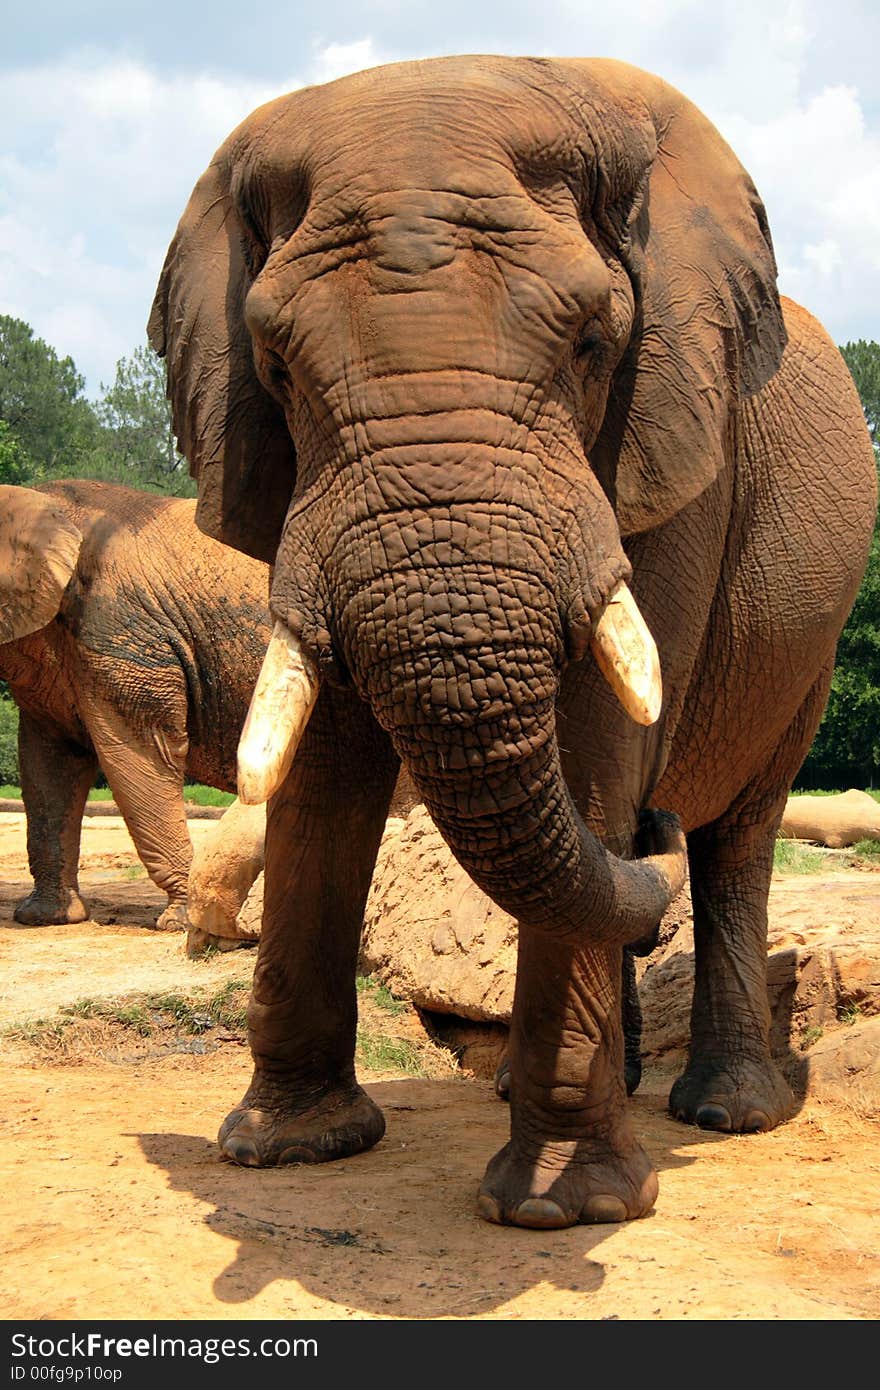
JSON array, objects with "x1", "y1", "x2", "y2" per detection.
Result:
[{"x1": 1, "y1": 813, "x2": 878, "y2": 1322}]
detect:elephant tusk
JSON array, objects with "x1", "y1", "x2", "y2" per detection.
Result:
[
  {"x1": 590, "y1": 583, "x2": 662, "y2": 727},
  {"x1": 237, "y1": 620, "x2": 321, "y2": 804}
]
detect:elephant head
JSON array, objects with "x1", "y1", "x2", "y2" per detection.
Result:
[
  {"x1": 149, "y1": 56, "x2": 785, "y2": 943},
  {"x1": 0, "y1": 485, "x2": 83, "y2": 644}
]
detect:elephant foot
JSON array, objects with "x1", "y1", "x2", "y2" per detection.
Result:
[
  {"x1": 477, "y1": 1127, "x2": 658, "y2": 1229},
  {"x1": 218, "y1": 1078, "x2": 386, "y2": 1167},
  {"x1": 14, "y1": 888, "x2": 89, "y2": 926},
  {"x1": 669, "y1": 1055, "x2": 794, "y2": 1133},
  {"x1": 153, "y1": 901, "x2": 189, "y2": 932}
]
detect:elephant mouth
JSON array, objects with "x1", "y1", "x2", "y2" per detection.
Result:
[{"x1": 237, "y1": 580, "x2": 662, "y2": 806}]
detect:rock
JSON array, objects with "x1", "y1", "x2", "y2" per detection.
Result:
[
  {"x1": 185, "y1": 798, "x2": 265, "y2": 956},
  {"x1": 358, "y1": 804, "x2": 880, "y2": 1096},
  {"x1": 360, "y1": 804, "x2": 690, "y2": 1028},
  {"x1": 235, "y1": 867, "x2": 265, "y2": 941},
  {"x1": 779, "y1": 789, "x2": 880, "y2": 848},
  {"x1": 225, "y1": 797, "x2": 880, "y2": 1099},
  {"x1": 801, "y1": 1017, "x2": 880, "y2": 1109},
  {"x1": 360, "y1": 807, "x2": 517, "y2": 1022},
  {"x1": 637, "y1": 874, "x2": 880, "y2": 1084}
]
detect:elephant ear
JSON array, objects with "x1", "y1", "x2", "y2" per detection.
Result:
[
  {"x1": 148, "y1": 148, "x2": 296, "y2": 564},
  {"x1": 567, "y1": 60, "x2": 788, "y2": 535},
  {"x1": 0, "y1": 485, "x2": 82, "y2": 643}
]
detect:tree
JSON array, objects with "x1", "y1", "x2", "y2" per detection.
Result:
[
  {"x1": 796, "y1": 341, "x2": 880, "y2": 788},
  {"x1": 0, "y1": 315, "x2": 99, "y2": 479},
  {"x1": 0, "y1": 420, "x2": 30, "y2": 485},
  {"x1": 88, "y1": 344, "x2": 195, "y2": 496},
  {"x1": 841, "y1": 340, "x2": 880, "y2": 453}
]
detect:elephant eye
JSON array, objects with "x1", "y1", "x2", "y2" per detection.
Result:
[{"x1": 575, "y1": 326, "x2": 604, "y2": 364}]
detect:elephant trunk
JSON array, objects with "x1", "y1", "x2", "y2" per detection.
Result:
[
  {"x1": 240, "y1": 560, "x2": 683, "y2": 945},
  {"x1": 359, "y1": 623, "x2": 683, "y2": 944}
]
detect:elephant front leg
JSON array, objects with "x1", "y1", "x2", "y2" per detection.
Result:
[
  {"x1": 668, "y1": 674, "x2": 834, "y2": 1134},
  {"x1": 219, "y1": 685, "x2": 400, "y2": 1168},
  {"x1": 478, "y1": 929, "x2": 658, "y2": 1228},
  {"x1": 87, "y1": 701, "x2": 193, "y2": 930},
  {"x1": 669, "y1": 812, "x2": 794, "y2": 1132},
  {"x1": 15, "y1": 712, "x2": 98, "y2": 925}
]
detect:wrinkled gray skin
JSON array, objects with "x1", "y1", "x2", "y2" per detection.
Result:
[
  {"x1": 0, "y1": 480, "x2": 271, "y2": 929},
  {"x1": 150, "y1": 56, "x2": 877, "y2": 1228}
]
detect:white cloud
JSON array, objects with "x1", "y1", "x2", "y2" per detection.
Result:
[
  {"x1": 716, "y1": 83, "x2": 880, "y2": 343},
  {"x1": 308, "y1": 38, "x2": 390, "y2": 85},
  {"x1": 803, "y1": 240, "x2": 842, "y2": 278},
  {"x1": 0, "y1": 56, "x2": 304, "y2": 392},
  {"x1": 0, "y1": 8, "x2": 878, "y2": 395}
]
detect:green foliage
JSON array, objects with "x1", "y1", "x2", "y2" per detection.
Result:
[
  {"x1": 796, "y1": 343, "x2": 880, "y2": 790},
  {"x1": 0, "y1": 420, "x2": 31, "y2": 484},
  {"x1": 85, "y1": 344, "x2": 195, "y2": 497},
  {"x1": 0, "y1": 317, "x2": 192, "y2": 497},
  {"x1": 841, "y1": 341, "x2": 880, "y2": 453},
  {"x1": 789, "y1": 788, "x2": 880, "y2": 801},
  {"x1": 0, "y1": 694, "x2": 19, "y2": 784},
  {"x1": 355, "y1": 1027, "x2": 432, "y2": 1076},
  {"x1": 0, "y1": 315, "x2": 100, "y2": 479},
  {"x1": 0, "y1": 779, "x2": 233, "y2": 806}
]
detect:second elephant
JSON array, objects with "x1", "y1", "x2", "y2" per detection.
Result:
[{"x1": 0, "y1": 479, "x2": 271, "y2": 929}]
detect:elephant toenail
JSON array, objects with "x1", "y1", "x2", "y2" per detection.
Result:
[
  {"x1": 742, "y1": 1109, "x2": 772, "y2": 1133},
  {"x1": 476, "y1": 1192, "x2": 504, "y2": 1224},
  {"x1": 695, "y1": 1103, "x2": 732, "y2": 1131},
  {"x1": 512, "y1": 1198, "x2": 570, "y2": 1229},
  {"x1": 222, "y1": 1137, "x2": 261, "y2": 1166},
  {"x1": 581, "y1": 1194, "x2": 629, "y2": 1224},
  {"x1": 278, "y1": 1144, "x2": 316, "y2": 1164}
]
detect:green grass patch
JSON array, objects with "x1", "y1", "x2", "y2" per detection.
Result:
[
  {"x1": 849, "y1": 838, "x2": 880, "y2": 860},
  {"x1": 356, "y1": 974, "x2": 406, "y2": 1016},
  {"x1": 773, "y1": 839, "x2": 829, "y2": 874},
  {"x1": 0, "y1": 782, "x2": 235, "y2": 806},
  {"x1": 181, "y1": 785, "x2": 236, "y2": 807},
  {"x1": 837, "y1": 1003, "x2": 863, "y2": 1025},
  {"x1": 355, "y1": 1027, "x2": 432, "y2": 1075},
  {"x1": 800, "y1": 1024, "x2": 825, "y2": 1050}
]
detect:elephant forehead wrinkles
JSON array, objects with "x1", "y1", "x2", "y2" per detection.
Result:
[{"x1": 250, "y1": 184, "x2": 606, "y2": 318}]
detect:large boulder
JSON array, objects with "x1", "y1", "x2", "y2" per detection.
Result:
[
  {"x1": 780, "y1": 789, "x2": 880, "y2": 848},
  {"x1": 222, "y1": 797, "x2": 880, "y2": 1101},
  {"x1": 360, "y1": 807, "x2": 518, "y2": 1021},
  {"x1": 359, "y1": 804, "x2": 880, "y2": 1098},
  {"x1": 636, "y1": 875, "x2": 880, "y2": 1082}
]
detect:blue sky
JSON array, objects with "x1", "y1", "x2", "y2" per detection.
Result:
[{"x1": 1, "y1": 1, "x2": 878, "y2": 393}]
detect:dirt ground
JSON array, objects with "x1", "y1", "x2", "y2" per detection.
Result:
[{"x1": 1, "y1": 811, "x2": 878, "y2": 1322}]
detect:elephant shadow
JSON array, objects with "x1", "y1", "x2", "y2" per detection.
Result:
[{"x1": 137, "y1": 1076, "x2": 717, "y2": 1318}]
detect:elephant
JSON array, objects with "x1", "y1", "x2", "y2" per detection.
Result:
[
  {"x1": 0, "y1": 479, "x2": 271, "y2": 930},
  {"x1": 149, "y1": 55, "x2": 877, "y2": 1228}
]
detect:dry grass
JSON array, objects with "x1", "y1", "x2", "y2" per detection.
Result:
[{"x1": 3, "y1": 975, "x2": 457, "y2": 1078}]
